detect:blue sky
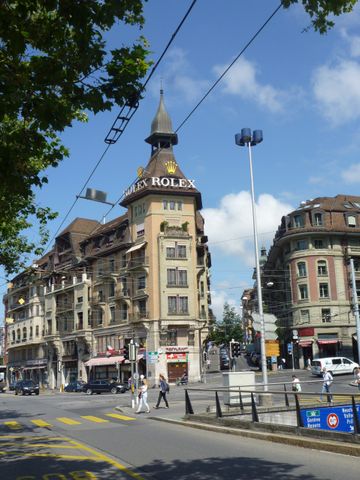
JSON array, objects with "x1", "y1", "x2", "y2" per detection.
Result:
[{"x1": 3, "y1": 0, "x2": 360, "y2": 321}]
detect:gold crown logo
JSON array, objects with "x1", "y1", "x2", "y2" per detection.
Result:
[
  {"x1": 137, "y1": 166, "x2": 144, "y2": 178},
  {"x1": 165, "y1": 160, "x2": 177, "y2": 174}
]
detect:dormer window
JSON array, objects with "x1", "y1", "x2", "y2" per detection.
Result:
[
  {"x1": 293, "y1": 215, "x2": 304, "y2": 228},
  {"x1": 314, "y1": 212, "x2": 323, "y2": 226},
  {"x1": 347, "y1": 215, "x2": 357, "y2": 227}
]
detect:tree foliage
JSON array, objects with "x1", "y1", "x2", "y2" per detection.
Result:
[
  {"x1": 208, "y1": 303, "x2": 243, "y2": 346},
  {"x1": 282, "y1": 0, "x2": 358, "y2": 33},
  {"x1": 0, "y1": 0, "x2": 151, "y2": 274}
]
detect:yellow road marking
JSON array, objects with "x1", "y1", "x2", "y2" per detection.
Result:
[
  {"x1": 68, "y1": 438, "x2": 145, "y2": 480},
  {"x1": 0, "y1": 451, "x2": 96, "y2": 460},
  {"x1": 4, "y1": 421, "x2": 22, "y2": 430},
  {"x1": 81, "y1": 416, "x2": 109, "y2": 423},
  {"x1": 56, "y1": 417, "x2": 81, "y2": 425},
  {"x1": 105, "y1": 413, "x2": 136, "y2": 421},
  {"x1": 31, "y1": 419, "x2": 52, "y2": 428}
]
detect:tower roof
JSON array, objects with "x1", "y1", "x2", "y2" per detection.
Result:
[{"x1": 145, "y1": 89, "x2": 178, "y2": 147}]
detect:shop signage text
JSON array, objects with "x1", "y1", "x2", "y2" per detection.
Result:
[{"x1": 124, "y1": 177, "x2": 196, "y2": 198}]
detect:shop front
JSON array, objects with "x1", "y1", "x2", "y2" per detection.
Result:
[
  {"x1": 85, "y1": 355, "x2": 124, "y2": 381},
  {"x1": 166, "y1": 349, "x2": 188, "y2": 383}
]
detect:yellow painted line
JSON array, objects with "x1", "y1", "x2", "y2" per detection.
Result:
[
  {"x1": 31, "y1": 419, "x2": 52, "y2": 428},
  {"x1": 0, "y1": 442, "x2": 79, "y2": 449},
  {"x1": 68, "y1": 438, "x2": 145, "y2": 480},
  {"x1": 56, "y1": 417, "x2": 81, "y2": 425},
  {"x1": 4, "y1": 421, "x2": 22, "y2": 430},
  {"x1": 81, "y1": 415, "x2": 109, "y2": 423},
  {"x1": 0, "y1": 451, "x2": 96, "y2": 460},
  {"x1": 105, "y1": 413, "x2": 136, "y2": 421}
]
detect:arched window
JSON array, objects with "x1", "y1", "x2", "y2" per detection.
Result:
[
  {"x1": 35, "y1": 325, "x2": 39, "y2": 337},
  {"x1": 12, "y1": 331, "x2": 15, "y2": 342},
  {"x1": 29, "y1": 326, "x2": 33, "y2": 338},
  {"x1": 314, "y1": 212, "x2": 323, "y2": 226},
  {"x1": 297, "y1": 262, "x2": 307, "y2": 277},
  {"x1": 22, "y1": 327, "x2": 27, "y2": 340},
  {"x1": 317, "y1": 260, "x2": 327, "y2": 276}
]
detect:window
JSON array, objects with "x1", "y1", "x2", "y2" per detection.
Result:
[
  {"x1": 109, "y1": 258, "x2": 115, "y2": 273},
  {"x1": 293, "y1": 215, "x2": 304, "y2": 228},
  {"x1": 322, "y1": 308, "x2": 331, "y2": 323},
  {"x1": 177, "y1": 201, "x2": 183, "y2": 210},
  {"x1": 77, "y1": 312, "x2": 83, "y2": 329},
  {"x1": 178, "y1": 245, "x2": 187, "y2": 258},
  {"x1": 110, "y1": 306, "x2": 115, "y2": 323},
  {"x1": 319, "y1": 283, "x2": 329, "y2": 298},
  {"x1": 121, "y1": 304, "x2": 128, "y2": 320},
  {"x1": 138, "y1": 299, "x2": 147, "y2": 315},
  {"x1": 168, "y1": 296, "x2": 189, "y2": 314},
  {"x1": 98, "y1": 290, "x2": 104, "y2": 302},
  {"x1": 77, "y1": 296, "x2": 83, "y2": 304},
  {"x1": 299, "y1": 285, "x2": 308, "y2": 300},
  {"x1": 166, "y1": 244, "x2": 187, "y2": 259},
  {"x1": 300, "y1": 309, "x2": 310, "y2": 323},
  {"x1": 166, "y1": 246, "x2": 175, "y2": 258},
  {"x1": 295, "y1": 240, "x2": 308, "y2": 251},
  {"x1": 29, "y1": 326, "x2": 33, "y2": 338},
  {"x1": 169, "y1": 201, "x2": 175, "y2": 210},
  {"x1": 163, "y1": 200, "x2": 168, "y2": 210},
  {"x1": 109, "y1": 282, "x2": 115, "y2": 298},
  {"x1": 167, "y1": 268, "x2": 188, "y2": 287},
  {"x1": 138, "y1": 275, "x2": 146, "y2": 290},
  {"x1": 314, "y1": 212, "x2": 323, "y2": 226},
  {"x1": 348, "y1": 215, "x2": 356, "y2": 227},
  {"x1": 35, "y1": 325, "x2": 39, "y2": 337},
  {"x1": 297, "y1": 262, "x2": 307, "y2": 277},
  {"x1": 317, "y1": 260, "x2": 328, "y2": 276},
  {"x1": 314, "y1": 239, "x2": 324, "y2": 249}
]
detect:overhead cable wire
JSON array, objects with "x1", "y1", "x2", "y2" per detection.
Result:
[{"x1": 43, "y1": 0, "x2": 198, "y2": 253}]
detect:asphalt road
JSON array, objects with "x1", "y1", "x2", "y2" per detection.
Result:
[{"x1": 1, "y1": 371, "x2": 359, "y2": 480}]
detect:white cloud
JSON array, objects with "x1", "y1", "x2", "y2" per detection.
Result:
[
  {"x1": 340, "y1": 29, "x2": 360, "y2": 57},
  {"x1": 151, "y1": 48, "x2": 209, "y2": 103},
  {"x1": 203, "y1": 191, "x2": 293, "y2": 266},
  {"x1": 210, "y1": 289, "x2": 241, "y2": 322},
  {"x1": 341, "y1": 163, "x2": 360, "y2": 183},
  {"x1": 214, "y1": 57, "x2": 288, "y2": 113},
  {"x1": 312, "y1": 59, "x2": 360, "y2": 125}
]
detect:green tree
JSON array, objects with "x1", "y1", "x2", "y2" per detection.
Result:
[
  {"x1": 0, "y1": 0, "x2": 151, "y2": 274},
  {"x1": 282, "y1": 0, "x2": 358, "y2": 33},
  {"x1": 208, "y1": 302, "x2": 243, "y2": 346}
]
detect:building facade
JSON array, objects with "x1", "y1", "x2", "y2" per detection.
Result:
[
  {"x1": 263, "y1": 195, "x2": 360, "y2": 368},
  {"x1": 3, "y1": 91, "x2": 213, "y2": 388}
]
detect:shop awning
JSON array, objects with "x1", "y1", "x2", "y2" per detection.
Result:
[
  {"x1": 23, "y1": 366, "x2": 46, "y2": 370},
  {"x1": 126, "y1": 242, "x2": 146, "y2": 254},
  {"x1": 298, "y1": 340, "x2": 313, "y2": 347},
  {"x1": 317, "y1": 339, "x2": 338, "y2": 345},
  {"x1": 123, "y1": 354, "x2": 144, "y2": 364},
  {"x1": 85, "y1": 355, "x2": 124, "y2": 367}
]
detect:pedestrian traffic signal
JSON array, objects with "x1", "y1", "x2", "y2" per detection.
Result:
[
  {"x1": 230, "y1": 342, "x2": 241, "y2": 358},
  {"x1": 123, "y1": 344, "x2": 129, "y2": 360}
]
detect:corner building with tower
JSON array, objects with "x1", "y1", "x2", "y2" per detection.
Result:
[{"x1": 3, "y1": 91, "x2": 213, "y2": 388}]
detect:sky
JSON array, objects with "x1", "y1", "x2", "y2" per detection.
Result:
[{"x1": 3, "y1": 0, "x2": 360, "y2": 322}]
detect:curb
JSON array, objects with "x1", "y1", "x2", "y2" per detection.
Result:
[{"x1": 150, "y1": 416, "x2": 360, "y2": 457}]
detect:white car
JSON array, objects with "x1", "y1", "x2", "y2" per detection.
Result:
[{"x1": 311, "y1": 357, "x2": 359, "y2": 376}]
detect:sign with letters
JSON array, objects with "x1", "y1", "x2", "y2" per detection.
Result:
[
  {"x1": 123, "y1": 176, "x2": 196, "y2": 198},
  {"x1": 301, "y1": 405, "x2": 360, "y2": 433}
]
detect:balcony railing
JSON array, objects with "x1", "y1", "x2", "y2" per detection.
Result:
[
  {"x1": 129, "y1": 311, "x2": 149, "y2": 322},
  {"x1": 127, "y1": 256, "x2": 149, "y2": 269},
  {"x1": 56, "y1": 303, "x2": 74, "y2": 312}
]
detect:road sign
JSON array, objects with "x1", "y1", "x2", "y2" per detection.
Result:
[
  {"x1": 301, "y1": 404, "x2": 360, "y2": 433},
  {"x1": 287, "y1": 343, "x2": 293, "y2": 354}
]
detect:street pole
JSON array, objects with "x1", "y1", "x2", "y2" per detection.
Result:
[
  {"x1": 235, "y1": 129, "x2": 268, "y2": 391},
  {"x1": 350, "y1": 258, "x2": 360, "y2": 363}
]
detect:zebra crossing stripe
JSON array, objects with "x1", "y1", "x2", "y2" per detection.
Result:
[
  {"x1": 31, "y1": 419, "x2": 52, "y2": 427},
  {"x1": 4, "y1": 421, "x2": 22, "y2": 430},
  {"x1": 56, "y1": 417, "x2": 81, "y2": 425},
  {"x1": 105, "y1": 413, "x2": 136, "y2": 421},
  {"x1": 81, "y1": 416, "x2": 109, "y2": 423}
]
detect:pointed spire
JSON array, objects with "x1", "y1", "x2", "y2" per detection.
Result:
[{"x1": 145, "y1": 89, "x2": 178, "y2": 149}]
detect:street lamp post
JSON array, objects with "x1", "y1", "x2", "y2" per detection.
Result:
[{"x1": 235, "y1": 128, "x2": 268, "y2": 390}]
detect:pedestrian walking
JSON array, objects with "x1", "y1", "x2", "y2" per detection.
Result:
[
  {"x1": 136, "y1": 374, "x2": 150, "y2": 414},
  {"x1": 291, "y1": 374, "x2": 302, "y2": 393},
  {"x1": 154, "y1": 374, "x2": 169, "y2": 409},
  {"x1": 320, "y1": 368, "x2": 333, "y2": 402},
  {"x1": 354, "y1": 367, "x2": 360, "y2": 391}
]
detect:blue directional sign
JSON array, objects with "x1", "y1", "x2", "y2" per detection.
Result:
[
  {"x1": 300, "y1": 404, "x2": 360, "y2": 433},
  {"x1": 287, "y1": 343, "x2": 293, "y2": 354}
]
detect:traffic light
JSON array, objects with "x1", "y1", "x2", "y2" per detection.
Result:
[
  {"x1": 123, "y1": 344, "x2": 129, "y2": 360},
  {"x1": 230, "y1": 342, "x2": 241, "y2": 358}
]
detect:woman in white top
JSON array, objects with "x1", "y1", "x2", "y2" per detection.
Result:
[{"x1": 136, "y1": 375, "x2": 150, "y2": 414}]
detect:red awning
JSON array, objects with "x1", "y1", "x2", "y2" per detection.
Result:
[
  {"x1": 317, "y1": 339, "x2": 338, "y2": 345},
  {"x1": 298, "y1": 340, "x2": 313, "y2": 347},
  {"x1": 85, "y1": 355, "x2": 124, "y2": 367}
]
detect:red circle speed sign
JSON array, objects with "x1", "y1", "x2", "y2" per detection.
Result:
[{"x1": 327, "y1": 413, "x2": 339, "y2": 429}]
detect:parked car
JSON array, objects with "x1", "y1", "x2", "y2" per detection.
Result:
[
  {"x1": 82, "y1": 380, "x2": 128, "y2": 395},
  {"x1": 311, "y1": 357, "x2": 359, "y2": 376},
  {"x1": 14, "y1": 380, "x2": 40, "y2": 396},
  {"x1": 220, "y1": 350, "x2": 230, "y2": 370},
  {"x1": 64, "y1": 381, "x2": 86, "y2": 392}
]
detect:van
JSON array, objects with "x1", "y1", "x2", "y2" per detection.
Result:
[{"x1": 311, "y1": 357, "x2": 359, "y2": 376}]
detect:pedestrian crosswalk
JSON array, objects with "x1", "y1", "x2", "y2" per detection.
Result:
[{"x1": 0, "y1": 412, "x2": 136, "y2": 431}]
